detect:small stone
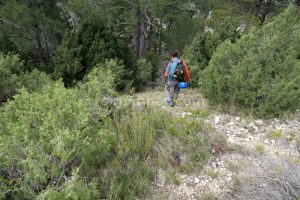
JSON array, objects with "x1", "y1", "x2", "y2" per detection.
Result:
[
  {"x1": 248, "y1": 123, "x2": 259, "y2": 133},
  {"x1": 235, "y1": 117, "x2": 241, "y2": 121},
  {"x1": 195, "y1": 177, "x2": 200, "y2": 183},
  {"x1": 264, "y1": 140, "x2": 269, "y2": 144},
  {"x1": 227, "y1": 122, "x2": 235, "y2": 127},
  {"x1": 255, "y1": 119, "x2": 264, "y2": 126},
  {"x1": 271, "y1": 140, "x2": 275, "y2": 144},
  {"x1": 248, "y1": 136, "x2": 254, "y2": 140},
  {"x1": 266, "y1": 125, "x2": 274, "y2": 133},
  {"x1": 214, "y1": 116, "x2": 221, "y2": 125},
  {"x1": 227, "y1": 137, "x2": 236, "y2": 144},
  {"x1": 241, "y1": 119, "x2": 248, "y2": 127}
]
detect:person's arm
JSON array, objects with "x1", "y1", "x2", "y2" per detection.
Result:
[{"x1": 164, "y1": 62, "x2": 172, "y2": 78}]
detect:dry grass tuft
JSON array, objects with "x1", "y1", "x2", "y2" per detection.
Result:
[{"x1": 228, "y1": 156, "x2": 300, "y2": 200}]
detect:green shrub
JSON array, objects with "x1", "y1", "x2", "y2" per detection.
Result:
[
  {"x1": 37, "y1": 168, "x2": 100, "y2": 200},
  {"x1": 106, "y1": 159, "x2": 152, "y2": 200},
  {"x1": 0, "y1": 34, "x2": 18, "y2": 54},
  {"x1": 0, "y1": 53, "x2": 23, "y2": 95},
  {"x1": 53, "y1": 20, "x2": 136, "y2": 88},
  {"x1": 166, "y1": 171, "x2": 180, "y2": 185},
  {"x1": 53, "y1": 31, "x2": 83, "y2": 86},
  {"x1": 202, "y1": 6, "x2": 300, "y2": 117},
  {"x1": 18, "y1": 69, "x2": 54, "y2": 92},
  {"x1": 0, "y1": 53, "x2": 53, "y2": 104},
  {"x1": 255, "y1": 144, "x2": 264, "y2": 155},
  {"x1": 105, "y1": 106, "x2": 167, "y2": 158},
  {"x1": 134, "y1": 59, "x2": 153, "y2": 90},
  {"x1": 183, "y1": 32, "x2": 221, "y2": 86},
  {"x1": 182, "y1": 0, "x2": 261, "y2": 87},
  {"x1": 91, "y1": 59, "x2": 133, "y2": 92},
  {"x1": 0, "y1": 67, "x2": 218, "y2": 199},
  {"x1": 268, "y1": 130, "x2": 283, "y2": 139},
  {"x1": 0, "y1": 70, "x2": 117, "y2": 199}
]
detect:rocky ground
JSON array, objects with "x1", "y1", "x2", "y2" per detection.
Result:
[{"x1": 134, "y1": 88, "x2": 300, "y2": 200}]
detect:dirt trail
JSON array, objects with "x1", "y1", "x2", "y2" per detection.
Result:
[{"x1": 134, "y1": 88, "x2": 300, "y2": 200}]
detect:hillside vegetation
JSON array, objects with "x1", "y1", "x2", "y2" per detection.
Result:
[
  {"x1": 202, "y1": 6, "x2": 300, "y2": 117},
  {"x1": 0, "y1": 0, "x2": 299, "y2": 199}
]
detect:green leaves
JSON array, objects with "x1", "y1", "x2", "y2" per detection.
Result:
[
  {"x1": 0, "y1": 0, "x2": 66, "y2": 64},
  {"x1": 0, "y1": 70, "x2": 118, "y2": 199},
  {"x1": 0, "y1": 53, "x2": 53, "y2": 105},
  {"x1": 53, "y1": 21, "x2": 135, "y2": 89},
  {"x1": 202, "y1": 6, "x2": 300, "y2": 117}
]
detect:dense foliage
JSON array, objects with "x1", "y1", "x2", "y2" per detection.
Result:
[
  {"x1": 53, "y1": 20, "x2": 136, "y2": 88},
  {"x1": 0, "y1": 0, "x2": 66, "y2": 65},
  {"x1": 0, "y1": 53, "x2": 52, "y2": 104},
  {"x1": 0, "y1": 69, "x2": 217, "y2": 199},
  {"x1": 0, "y1": 1, "x2": 299, "y2": 199},
  {"x1": 183, "y1": 0, "x2": 289, "y2": 86},
  {"x1": 202, "y1": 6, "x2": 300, "y2": 116},
  {"x1": 0, "y1": 0, "x2": 210, "y2": 92}
]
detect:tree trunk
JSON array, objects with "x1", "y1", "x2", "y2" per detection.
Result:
[
  {"x1": 158, "y1": 18, "x2": 162, "y2": 55},
  {"x1": 134, "y1": 17, "x2": 141, "y2": 57},
  {"x1": 134, "y1": 10, "x2": 147, "y2": 58},
  {"x1": 33, "y1": 17, "x2": 45, "y2": 64},
  {"x1": 255, "y1": 0, "x2": 275, "y2": 24},
  {"x1": 139, "y1": 11, "x2": 146, "y2": 58}
]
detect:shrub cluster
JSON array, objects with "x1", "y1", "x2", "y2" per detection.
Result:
[
  {"x1": 0, "y1": 68, "x2": 217, "y2": 199},
  {"x1": 0, "y1": 53, "x2": 53, "y2": 105},
  {"x1": 53, "y1": 19, "x2": 155, "y2": 91},
  {"x1": 202, "y1": 6, "x2": 300, "y2": 117}
]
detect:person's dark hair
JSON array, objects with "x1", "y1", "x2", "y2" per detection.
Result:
[{"x1": 170, "y1": 50, "x2": 179, "y2": 58}]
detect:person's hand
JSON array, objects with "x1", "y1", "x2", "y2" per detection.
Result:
[{"x1": 164, "y1": 72, "x2": 168, "y2": 78}]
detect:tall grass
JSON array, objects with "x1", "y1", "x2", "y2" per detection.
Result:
[{"x1": 101, "y1": 105, "x2": 219, "y2": 199}]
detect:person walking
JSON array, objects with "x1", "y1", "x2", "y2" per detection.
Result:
[{"x1": 164, "y1": 51, "x2": 190, "y2": 107}]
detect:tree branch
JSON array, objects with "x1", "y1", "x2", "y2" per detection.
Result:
[{"x1": 0, "y1": 18, "x2": 34, "y2": 35}]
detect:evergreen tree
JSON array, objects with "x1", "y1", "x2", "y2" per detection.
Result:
[
  {"x1": 202, "y1": 6, "x2": 300, "y2": 117},
  {"x1": 53, "y1": 20, "x2": 136, "y2": 89},
  {"x1": 0, "y1": 0, "x2": 67, "y2": 65}
]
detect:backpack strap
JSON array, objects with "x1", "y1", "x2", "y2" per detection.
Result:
[{"x1": 168, "y1": 57, "x2": 180, "y2": 81}]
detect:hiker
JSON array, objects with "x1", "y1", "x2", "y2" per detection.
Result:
[{"x1": 164, "y1": 51, "x2": 190, "y2": 107}]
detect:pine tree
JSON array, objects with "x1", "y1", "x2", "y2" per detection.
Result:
[{"x1": 202, "y1": 6, "x2": 300, "y2": 117}]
